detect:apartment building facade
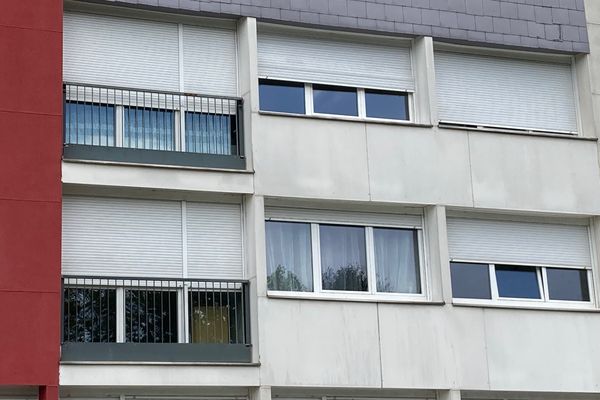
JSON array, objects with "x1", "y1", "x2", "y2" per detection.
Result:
[{"x1": 2, "y1": 1, "x2": 600, "y2": 400}]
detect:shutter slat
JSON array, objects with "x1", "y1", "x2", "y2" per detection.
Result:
[
  {"x1": 447, "y1": 218, "x2": 591, "y2": 267},
  {"x1": 186, "y1": 202, "x2": 244, "y2": 279},
  {"x1": 265, "y1": 207, "x2": 422, "y2": 228},
  {"x1": 257, "y1": 26, "x2": 414, "y2": 91},
  {"x1": 435, "y1": 51, "x2": 577, "y2": 133},
  {"x1": 183, "y1": 25, "x2": 238, "y2": 97},
  {"x1": 62, "y1": 196, "x2": 184, "y2": 277}
]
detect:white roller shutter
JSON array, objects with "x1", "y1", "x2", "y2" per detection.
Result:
[
  {"x1": 63, "y1": 12, "x2": 180, "y2": 91},
  {"x1": 186, "y1": 202, "x2": 243, "y2": 279},
  {"x1": 447, "y1": 218, "x2": 591, "y2": 267},
  {"x1": 62, "y1": 196, "x2": 184, "y2": 277},
  {"x1": 183, "y1": 25, "x2": 238, "y2": 97},
  {"x1": 265, "y1": 207, "x2": 422, "y2": 228},
  {"x1": 435, "y1": 51, "x2": 577, "y2": 133},
  {"x1": 257, "y1": 25, "x2": 414, "y2": 91}
]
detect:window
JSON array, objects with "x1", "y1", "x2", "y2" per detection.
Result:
[
  {"x1": 258, "y1": 79, "x2": 411, "y2": 121},
  {"x1": 185, "y1": 112, "x2": 235, "y2": 155},
  {"x1": 124, "y1": 107, "x2": 175, "y2": 151},
  {"x1": 63, "y1": 286, "x2": 117, "y2": 343},
  {"x1": 64, "y1": 101, "x2": 115, "y2": 146},
  {"x1": 266, "y1": 221, "x2": 313, "y2": 292},
  {"x1": 259, "y1": 80, "x2": 305, "y2": 114},
  {"x1": 365, "y1": 89, "x2": 409, "y2": 120},
  {"x1": 450, "y1": 262, "x2": 591, "y2": 304},
  {"x1": 125, "y1": 289, "x2": 178, "y2": 343},
  {"x1": 447, "y1": 217, "x2": 594, "y2": 307},
  {"x1": 313, "y1": 85, "x2": 358, "y2": 117},
  {"x1": 265, "y1": 212, "x2": 424, "y2": 298}
]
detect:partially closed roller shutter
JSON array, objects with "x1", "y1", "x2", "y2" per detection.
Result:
[
  {"x1": 183, "y1": 25, "x2": 238, "y2": 97},
  {"x1": 63, "y1": 197, "x2": 244, "y2": 279},
  {"x1": 63, "y1": 12, "x2": 180, "y2": 91},
  {"x1": 186, "y1": 202, "x2": 243, "y2": 279},
  {"x1": 435, "y1": 51, "x2": 577, "y2": 133},
  {"x1": 257, "y1": 25, "x2": 414, "y2": 91},
  {"x1": 62, "y1": 196, "x2": 184, "y2": 277},
  {"x1": 447, "y1": 217, "x2": 591, "y2": 267}
]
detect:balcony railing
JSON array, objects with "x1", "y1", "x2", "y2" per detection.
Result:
[
  {"x1": 63, "y1": 83, "x2": 245, "y2": 169},
  {"x1": 61, "y1": 276, "x2": 251, "y2": 363}
]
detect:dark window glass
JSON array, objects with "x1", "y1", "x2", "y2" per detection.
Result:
[
  {"x1": 188, "y1": 284, "x2": 246, "y2": 344},
  {"x1": 547, "y1": 268, "x2": 590, "y2": 301},
  {"x1": 124, "y1": 107, "x2": 174, "y2": 151},
  {"x1": 365, "y1": 90, "x2": 409, "y2": 120},
  {"x1": 63, "y1": 287, "x2": 116, "y2": 343},
  {"x1": 450, "y1": 262, "x2": 491, "y2": 299},
  {"x1": 64, "y1": 101, "x2": 115, "y2": 146},
  {"x1": 313, "y1": 85, "x2": 358, "y2": 116},
  {"x1": 266, "y1": 221, "x2": 313, "y2": 292},
  {"x1": 259, "y1": 80, "x2": 305, "y2": 114},
  {"x1": 373, "y1": 228, "x2": 420, "y2": 294},
  {"x1": 495, "y1": 265, "x2": 541, "y2": 299},
  {"x1": 125, "y1": 289, "x2": 178, "y2": 343},
  {"x1": 320, "y1": 225, "x2": 368, "y2": 291}
]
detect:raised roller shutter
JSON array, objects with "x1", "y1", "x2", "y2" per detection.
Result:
[
  {"x1": 435, "y1": 51, "x2": 577, "y2": 133},
  {"x1": 257, "y1": 25, "x2": 414, "y2": 91},
  {"x1": 447, "y1": 217, "x2": 591, "y2": 267}
]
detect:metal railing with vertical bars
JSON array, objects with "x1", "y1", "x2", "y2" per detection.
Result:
[
  {"x1": 61, "y1": 276, "x2": 251, "y2": 362},
  {"x1": 63, "y1": 83, "x2": 245, "y2": 169}
]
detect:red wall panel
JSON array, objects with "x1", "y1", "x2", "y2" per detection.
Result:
[{"x1": 0, "y1": 0, "x2": 62, "y2": 393}]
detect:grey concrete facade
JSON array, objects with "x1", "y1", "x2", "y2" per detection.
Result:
[{"x1": 88, "y1": 0, "x2": 589, "y2": 52}]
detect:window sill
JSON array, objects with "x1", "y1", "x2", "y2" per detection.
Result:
[
  {"x1": 452, "y1": 298, "x2": 598, "y2": 313},
  {"x1": 439, "y1": 123, "x2": 598, "y2": 141},
  {"x1": 267, "y1": 290, "x2": 444, "y2": 305},
  {"x1": 258, "y1": 110, "x2": 433, "y2": 128}
]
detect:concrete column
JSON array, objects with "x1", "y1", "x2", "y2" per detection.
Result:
[
  {"x1": 249, "y1": 386, "x2": 271, "y2": 400},
  {"x1": 412, "y1": 36, "x2": 437, "y2": 126},
  {"x1": 237, "y1": 17, "x2": 259, "y2": 170},
  {"x1": 424, "y1": 205, "x2": 451, "y2": 303},
  {"x1": 590, "y1": 217, "x2": 600, "y2": 305},
  {"x1": 39, "y1": 386, "x2": 59, "y2": 400},
  {"x1": 574, "y1": 53, "x2": 597, "y2": 138}
]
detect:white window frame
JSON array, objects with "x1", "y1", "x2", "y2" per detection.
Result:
[
  {"x1": 259, "y1": 78, "x2": 415, "y2": 125},
  {"x1": 451, "y1": 259, "x2": 595, "y2": 310},
  {"x1": 266, "y1": 218, "x2": 429, "y2": 303}
]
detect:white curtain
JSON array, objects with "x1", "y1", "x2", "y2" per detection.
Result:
[
  {"x1": 319, "y1": 225, "x2": 367, "y2": 291},
  {"x1": 373, "y1": 228, "x2": 420, "y2": 293},
  {"x1": 266, "y1": 221, "x2": 313, "y2": 291}
]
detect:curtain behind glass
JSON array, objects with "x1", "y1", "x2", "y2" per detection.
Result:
[
  {"x1": 186, "y1": 112, "x2": 232, "y2": 155},
  {"x1": 64, "y1": 102, "x2": 115, "y2": 146},
  {"x1": 266, "y1": 221, "x2": 313, "y2": 291},
  {"x1": 124, "y1": 107, "x2": 174, "y2": 151},
  {"x1": 373, "y1": 228, "x2": 421, "y2": 293},
  {"x1": 320, "y1": 225, "x2": 368, "y2": 291}
]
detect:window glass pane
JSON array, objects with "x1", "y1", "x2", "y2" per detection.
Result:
[
  {"x1": 259, "y1": 80, "x2": 305, "y2": 114},
  {"x1": 186, "y1": 112, "x2": 234, "y2": 155},
  {"x1": 63, "y1": 287, "x2": 116, "y2": 343},
  {"x1": 495, "y1": 265, "x2": 541, "y2": 299},
  {"x1": 188, "y1": 284, "x2": 245, "y2": 344},
  {"x1": 450, "y1": 262, "x2": 491, "y2": 299},
  {"x1": 124, "y1": 107, "x2": 174, "y2": 151},
  {"x1": 313, "y1": 85, "x2": 358, "y2": 116},
  {"x1": 64, "y1": 101, "x2": 115, "y2": 146},
  {"x1": 125, "y1": 289, "x2": 178, "y2": 343},
  {"x1": 373, "y1": 228, "x2": 420, "y2": 294},
  {"x1": 547, "y1": 268, "x2": 590, "y2": 301},
  {"x1": 365, "y1": 90, "x2": 409, "y2": 120},
  {"x1": 266, "y1": 221, "x2": 313, "y2": 292},
  {"x1": 320, "y1": 225, "x2": 367, "y2": 291}
]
